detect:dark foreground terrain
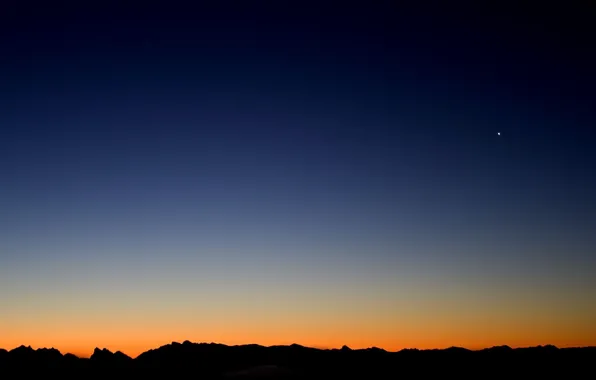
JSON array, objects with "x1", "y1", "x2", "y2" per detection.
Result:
[{"x1": 1, "y1": 341, "x2": 594, "y2": 378}]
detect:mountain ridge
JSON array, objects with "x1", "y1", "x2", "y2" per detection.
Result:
[
  {"x1": 1, "y1": 341, "x2": 594, "y2": 377},
  {"x1": 1, "y1": 341, "x2": 593, "y2": 359}
]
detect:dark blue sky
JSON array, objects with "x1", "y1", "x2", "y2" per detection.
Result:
[{"x1": 1, "y1": 2, "x2": 595, "y2": 354}]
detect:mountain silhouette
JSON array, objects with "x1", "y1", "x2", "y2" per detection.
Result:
[
  {"x1": 1, "y1": 341, "x2": 594, "y2": 377},
  {"x1": 90, "y1": 347, "x2": 133, "y2": 366}
]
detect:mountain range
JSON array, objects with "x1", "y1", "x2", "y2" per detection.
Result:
[{"x1": 1, "y1": 341, "x2": 594, "y2": 378}]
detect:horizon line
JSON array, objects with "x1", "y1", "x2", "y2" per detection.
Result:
[{"x1": 4, "y1": 340, "x2": 595, "y2": 359}]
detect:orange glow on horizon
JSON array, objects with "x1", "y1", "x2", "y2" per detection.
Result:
[{"x1": 3, "y1": 318, "x2": 595, "y2": 358}]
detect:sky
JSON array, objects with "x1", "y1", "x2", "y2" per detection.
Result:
[{"x1": 1, "y1": 3, "x2": 595, "y2": 358}]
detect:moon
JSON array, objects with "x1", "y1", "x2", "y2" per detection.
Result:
[{"x1": 497, "y1": 132, "x2": 501, "y2": 136}]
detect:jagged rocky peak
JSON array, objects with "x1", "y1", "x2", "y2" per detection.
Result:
[
  {"x1": 114, "y1": 350, "x2": 132, "y2": 359},
  {"x1": 12, "y1": 345, "x2": 34, "y2": 353},
  {"x1": 91, "y1": 347, "x2": 132, "y2": 361},
  {"x1": 91, "y1": 347, "x2": 113, "y2": 359},
  {"x1": 93, "y1": 347, "x2": 112, "y2": 354},
  {"x1": 37, "y1": 347, "x2": 61, "y2": 354}
]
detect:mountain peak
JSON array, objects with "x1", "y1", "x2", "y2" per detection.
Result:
[
  {"x1": 10, "y1": 345, "x2": 35, "y2": 355},
  {"x1": 91, "y1": 347, "x2": 113, "y2": 360},
  {"x1": 90, "y1": 347, "x2": 132, "y2": 362}
]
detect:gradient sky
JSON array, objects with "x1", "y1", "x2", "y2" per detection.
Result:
[{"x1": 1, "y1": 3, "x2": 595, "y2": 358}]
